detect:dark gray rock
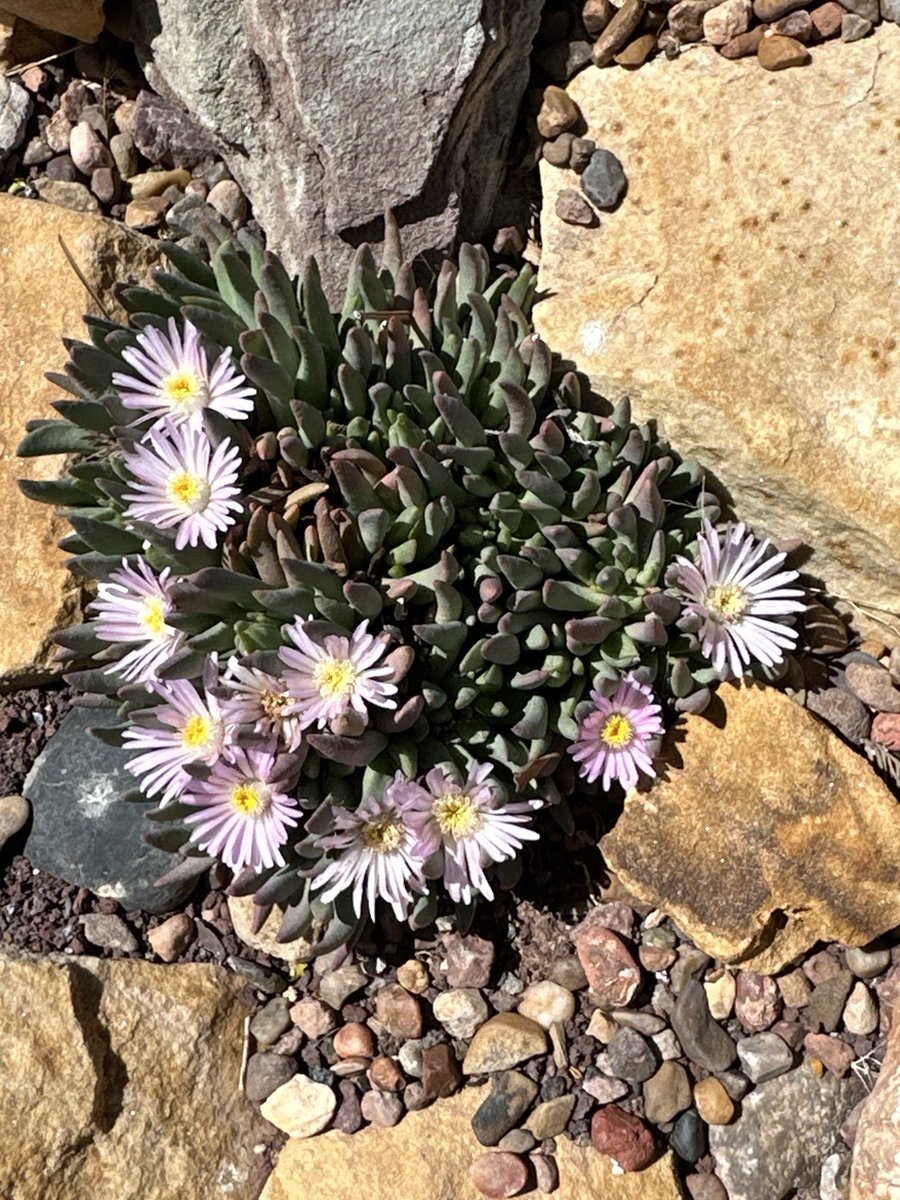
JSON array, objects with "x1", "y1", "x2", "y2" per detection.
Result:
[
  {"x1": 472, "y1": 1070, "x2": 539, "y2": 1146},
  {"x1": 244, "y1": 1051, "x2": 296, "y2": 1103},
  {"x1": 130, "y1": 89, "x2": 219, "y2": 167},
  {"x1": 672, "y1": 1109, "x2": 707, "y2": 1162},
  {"x1": 806, "y1": 688, "x2": 870, "y2": 744},
  {"x1": 581, "y1": 148, "x2": 627, "y2": 210},
  {"x1": 709, "y1": 1066, "x2": 856, "y2": 1200},
  {"x1": 807, "y1": 970, "x2": 853, "y2": 1032},
  {"x1": 606, "y1": 1027, "x2": 659, "y2": 1083},
  {"x1": 113, "y1": 0, "x2": 545, "y2": 299},
  {"x1": 23, "y1": 706, "x2": 198, "y2": 913},
  {"x1": 250, "y1": 997, "x2": 292, "y2": 1047},
  {"x1": 671, "y1": 980, "x2": 737, "y2": 1072}
]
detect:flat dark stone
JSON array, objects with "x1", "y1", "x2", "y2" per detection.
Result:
[
  {"x1": 581, "y1": 148, "x2": 627, "y2": 210},
  {"x1": 471, "y1": 1070, "x2": 538, "y2": 1146},
  {"x1": 23, "y1": 706, "x2": 198, "y2": 913},
  {"x1": 670, "y1": 979, "x2": 737, "y2": 1073}
]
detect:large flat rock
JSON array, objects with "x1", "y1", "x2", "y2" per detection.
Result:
[
  {"x1": 850, "y1": 1003, "x2": 900, "y2": 1199},
  {"x1": 535, "y1": 29, "x2": 900, "y2": 643},
  {"x1": 0, "y1": 194, "x2": 159, "y2": 685},
  {"x1": 0, "y1": 950, "x2": 268, "y2": 1200},
  {"x1": 262, "y1": 1083, "x2": 685, "y2": 1200},
  {"x1": 602, "y1": 684, "x2": 900, "y2": 973}
]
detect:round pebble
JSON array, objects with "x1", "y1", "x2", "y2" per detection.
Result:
[
  {"x1": 606, "y1": 1026, "x2": 659, "y2": 1083},
  {"x1": 469, "y1": 1151, "x2": 530, "y2": 1199},
  {"x1": 244, "y1": 1051, "x2": 296, "y2": 1103},
  {"x1": 672, "y1": 1109, "x2": 707, "y2": 1163},
  {"x1": 643, "y1": 1060, "x2": 693, "y2": 1125},
  {"x1": 250, "y1": 997, "x2": 292, "y2": 1047},
  {"x1": 445, "y1": 933, "x2": 496, "y2": 988},
  {"x1": 693, "y1": 1076, "x2": 735, "y2": 1125},
  {"x1": 845, "y1": 946, "x2": 891, "y2": 980},
  {"x1": 536, "y1": 84, "x2": 581, "y2": 139},
  {"x1": 368, "y1": 1054, "x2": 404, "y2": 1092},
  {"x1": 517, "y1": 981, "x2": 576, "y2": 1030},
  {"x1": 497, "y1": 1130, "x2": 537, "y2": 1154},
  {"x1": 591, "y1": 1105, "x2": 656, "y2": 1172},
  {"x1": 548, "y1": 956, "x2": 588, "y2": 991},
  {"x1": 735, "y1": 971, "x2": 781, "y2": 1032},
  {"x1": 333, "y1": 1022, "x2": 376, "y2": 1060},
  {"x1": 290, "y1": 997, "x2": 336, "y2": 1038},
  {"x1": 580, "y1": 148, "x2": 627, "y2": 211},
  {"x1": 0, "y1": 794, "x2": 29, "y2": 851},
  {"x1": 207, "y1": 178, "x2": 249, "y2": 226},
  {"x1": 396, "y1": 959, "x2": 430, "y2": 994},
  {"x1": 360, "y1": 1090, "x2": 404, "y2": 1127},
  {"x1": 530, "y1": 1153, "x2": 559, "y2": 1194},
  {"x1": 555, "y1": 188, "x2": 596, "y2": 227}
]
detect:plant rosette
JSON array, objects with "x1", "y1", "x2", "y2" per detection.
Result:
[{"x1": 17, "y1": 218, "x2": 804, "y2": 952}]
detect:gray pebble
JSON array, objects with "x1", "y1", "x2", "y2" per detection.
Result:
[
  {"x1": 671, "y1": 948, "x2": 712, "y2": 995},
  {"x1": 736, "y1": 1032, "x2": 795, "y2": 1083},
  {"x1": 34, "y1": 178, "x2": 100, "y2": 214},
  {"x1": 542, "y1": 132, "x2": 575, "y2": 167},
  {"x1": 360, "y1": 1090, "x2": 404, "y2": 1127},
  {"x1": 841, "y1": 12, "x2": 873, "y2": 37},
  {"x1": 244, "y1": 1051, "x2": 296, "y2": 1103},
  {"x1": 46, "y1": 155, "x2": 78, "y2": 182},
  {"x1": 612, "y1": 1010, "x2": 667, "y2": 1036},
  {"x1": 207, "y1": 178, "x2": 249, "y2": 227},
  {"x1": 581, "y1": 148, "x2": 627, "y2": 210},
  {"x1": 806, "y1": 688, "x2": 870, "y2": 743},
  {"x1": 671, "y1": 980, "x2": 736, "y2": 1072},
  {"x1": 23, "y1": 136, "x2": 53, "y2": 166},
  {"x1": 716, "y1": 1069, "x2": 752, "y2": 1101},
  {"x1": 498, "y1": 1129, "x2": 537, "y2": 1153},
  {"x1": 0, "y1": 77, "x2": 32, "y2": 164},
  {"x1": 110, "y1": 131, "x2": 138, "y2": 180},
  {"x1": 606, "y1": 1027, "x2": 659, "y2": 1083},
  {"x1": 845, "y1": 945, "x2": 891, "y2": 979},
  {"x1": 80, "y1": 912, "x2": 138, "y2": 952},
  {"x1": 807, "y1": 971, "x2": 853, "y2": 1032},
  {"x1": 672, "y1": 1109, "x2": 707, "y2": 1162},
  {"x1": 569, "y1": 137, "x2": 596, "y2": 173},
  {"x1": 250, "y1": 997, "x2": 292, "y2": 1047}
]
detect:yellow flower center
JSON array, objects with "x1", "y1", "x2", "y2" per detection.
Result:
[
  {"x1": 229, "y1": 782, "x2": 271, "y2": 817},
  {"x1": 361, "y1": 815, "x2": 404, "y2": 853},
  {"x1": 181, "y1": 713, "x2": 213, "y2": 750},
  {"x1": 140, "y1": 596, "x2": 168, "y2": 638},
  {"x1": 163, "y1": 368, "x2": 205, "y2": 408},
  {"x1": 600, "y1": 713, "x2": 633, "y2": 748},
  {"x1": 167, "y1": 470, "x2": 211, "y2": 512},
  {"x1": 433, "y1": 792, "x2": 483, "y2": 838},
  {"x1": 312, "y1": 658, "x2": 359, "y2": 698},
  {"x1": 706, "y1": 582, "x2": 749, "y2": 624}
]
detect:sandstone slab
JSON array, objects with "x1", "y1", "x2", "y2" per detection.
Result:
[
  {"x1": 0, "y1": 949, "x2": 267, "y2": 1200},
  {"x1": 117, "y1": 0, "x2": 543, "y2": 298},
  {"x1": 0, "y1": 0, "x2": 104, "y2": 40},
  {"x1": 261, "y1": 1085, "x2": 686, "y2": 1200},
  {"x1": 602, "y1": 685, "x2": 900, "y2": 973},
  {"x1": 0, "y1": 193, "x2": 159, "y2": 685},
  {"x1": 535, "y1": 30, "x2": 900, "y2": 643},
  {"x1": 850, "y1": 1007, "x2": 900, "y2": 1198}
]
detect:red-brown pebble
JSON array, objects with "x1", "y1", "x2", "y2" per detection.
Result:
[
  {"x1": 773, "y1": 9, "x2": 813, "y2": 39},
  {"x1": 422, "y1": 1043, "x2": 462, "y2": 1100},
  {"x1": 735, "y1": 972, "x2": 782, "y2": 1032},
  {"x1": 757, "y1": 32, "x2": 811, "y2": 68},
  {"x1": 573, "y1": 915, "x2": 642, "y2": 1007},
  {"x1": 719, "y1": 26, "x2": 766, "y2": 55},
  {"x1": 872, "y1": 712, "x2": 900, "y2": 751},
  {"x1": 810, "y1": 1, "x2": 847, "y2": 37},
  {"x1": 333, "y1": 1022, "x2": 376, "y2": 1059},
  {"x1": 590, "y1": 1105, "x2": 656, "y2": 1171},
  {"x1": 804, "y1": 1032, "x2": 855, "y2": 1077},
  {"x1": 469, "y1": 1151, "x2": 530, "y2": 1199},
  {"x1": 367, "y1": 1054, "x2": 404, "y2": 1092},
  {"x1": 375, "y1": 982, "x2": 423, "y2": 1039}
]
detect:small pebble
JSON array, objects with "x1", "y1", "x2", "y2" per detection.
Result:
[
  {"x1": 249, "y1": 997, "x2": 291, "y2": 1047},
  {"x1": 542, "y1": 132, "x2": 575, "y2": 168},
  {"x1": 614, "y1": 32, "x2": 657, "y2": 65},
  {"x1": 845, "y1": 661, "x2": 900, "y2": 712},
  {"x1": 433, "y1": 989, "x2": 490, "y2": 1040},
  {"x1": 333, "y1": 1022, "x2": 376, "y2": 1060},
  {"x1": 472, "y1": 1070, "x2": 538, "y2": 1146},
  {"x1": 810, "y1": 1, "x2": 846, "y2": 36},
  {"x1": 572, "y1": 918, "x2": 641, "y2": 1005},
  {"x1": 69, "y1": 121, "x2": 111, "y2": 174},
  {"x1": 128, "y1": 168, "x2": 192, "y2": 200},
  {"x1": 591, "y1": 0, "x2": 645, "y2": 66},
  {"x1": 580, "y1": 148, "x2": 628, "y2": 211},
  {"x1": 368, "y1": 1054, "x2": 404, "y2": 1092},
  {"x1": 259, "y1": 1075, "x2": 337, "y2": 1138},
  {"x1": 517, "y1": 981, "x2": 575, "y2": 1030},
  {"x1": 777, "y1": 969, "x2": 812, "y2": 1008},
  {"x1": 109, "y1": 131, "x2": 138, "y2": 179},
  {"x1": 207, "y1": 178, "x2": 249, "y2": 226},
  {"x1": 606, "y1": 1027, "x2": 658, "y2": 1083},
  {"x1": 445, "y1": 933, "x2": 495, "y2": 988},
  {"x1": 375, "y1": 983, "x2": 422, "y2": 1039},
  {"x1": 80, "y1": 913, "x2": 137, "y2": 952},
  {"x1": 736, "y1": 1031, "x2": 795, "y2": 1083},
  {"x1": 611, "y1": 1010, "x2": 666, "y2": 1036},
  {"x1": 590, "y1": 1105, "x2": 656, "y2": 1172},
  {"x1": 35, "y1": 178, "x2": 100, "y2": 213},
  {"x1": 643, "y1": 1060, "x2": 693, "y2": 1125},
  {"x1": 704, "y1": 973, "x2": 736, "y2": 1021},
  {"x1": 333, "y1": 1081, "x2": 363, "y2": 1133},
  {"x1": 808, "y1": 971, "x2": 853, "y2": 1032},
  {"x1": 530, "y1": 1153, "x2": 559, "y2": 1195},
  {"x1": 871, "y1": 712, "x2": 900, "y2": 751},
  {"x1": 804, "y1": 1032, "x2": 855, "y2": 1077},
  {"x1": 421, "y1": 1043, "x2": 461, "y2": 1100},
  {"x1": 581, "y1": 1073, "x2": 629, "y2": 1104},
  {"x1": 583, "y1": 0, "x2": 617, "y2": 35},
  {"x1": 685, "y1": 1174, "x2": 729, "y2": 1200},
  {"x1": 360, "y1": 1090, "x2": 404, "y2": 1127},
  {"x1": 91, "y1": 167, "x2": 118, "y2": 204},
  {"x1": 536, "y1": 85, "x2": 581, "y2": 139},
  {"x1": 290, "y1": 997, "x2": 335, "y2": 1038},
  {"x1": 841, "y1": 983, "x2": 878, "y2": 1036},
  {"x1": 498, "y1": 1130, "x2": 536, "y2": 1154},
  {"x1": 396, "y1": 959, "x2": 429, "y2": 994},
  {"x1": 757, "y1": 32, "x2": 811, "y2": 69},
  {"x1": 670, "y1": 980, "x2": 736, "y2": 1073},
  {"x1": 469, "y1": 1151, "x2": 530, "y2": 1199},
  {"x1": 703, "y1": 0, "x2": 752, "y2": 46},
  {"x1": 244, "y1": 1051, "x2": 296, "y2": 1103},
  {"x1": 671, "y1": 1109, "x2": 707, "y2": 1163},
  {"x1": 0, "y1": 795, "x2": 29, "y2": 852},
  {"x1": 735, "y1": 972, "x2": 781, "y2": 1032},
  {"x1": 525, "y1": 1095, "x2": 575, "y2": 1140},
  {"x1": 586, "y1": 1010, "x2": 617, "y2": 1042},
  {"x1": 398, "y1": 1039, "x2": 424, "y2": 1078},
  {"x1": 841, "y1": 13, "x2": 873, "y2": 40},
  {"x1": 719, "y1": 26, "x2": 766, "y2": 55},
  {"x1": 318, "y1": 964, "x2": 367, "y2": 1009},
  {"x1": 671, "y1": 949, "x2": 712, "y2": 995},
  {"x1": 805, "y1": 950, "x2": 843, "y2": 985},
  {"x1": 548, "y1": 956, "x2": 588, "y2": 991},
  {"x1": 845, "y1": 945, "x2": 891, "y2": 980},
  {"x1": 463, "y1": 1014, "x2": 548, "y2": 1075},
  {"x1": 124, "y1": 195, "x2": 169, "y2": 229},
  {"x1": 693, "y1": 1076, "x2": 735, "y2": 1125},
  {"x1": 772, "y1": 8, "x2": 814, "y2": 37},
  {"x1": 555, "y1": 189, "x2": 596, "y2": 227},
  {"x1": 569, "y1": 137, "x2": 595, "y2": 173},
  {"x1": 652, "y1": 1029, "x2": 683, "y2": 1061}
]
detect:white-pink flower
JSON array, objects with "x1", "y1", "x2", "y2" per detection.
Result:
[
  {"x1": 310, "y1": 779, "x2": 428, "y2": 921},
  {"x1": 568, "y1": 674, "x2": 663, "y2": 791},
  {"x1": 279, "y1": 618, "x2": 397, "y2": 731},
  {"x1": 221, "y1": 657, "x2": 305, "y2": 752},
  {"x1": 667, "y1": 520, "x2": 805, "y2": 679},
  {"x1": 123, "y1": 673, "x2": 231, "y2": 805},
  {"x1": 113, "y1": 317, "x2": 256, "y2": 429},
  {"x1": 183, "y1": 746, "x2": 300, "y2": 872},
  {"x1": 122, "y1": 423, "x2": 243, "y2": 550},
  {"x1": 405, "y1": 763, "x2": 541, "y2": 905},
  {"x1": 89, "y1": 557, "x2": 184, "y2": 684}
]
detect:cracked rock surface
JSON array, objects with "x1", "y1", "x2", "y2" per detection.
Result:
[
  {"x1": 0, "y1": 948, "x2": 270, "y2": 1200},
  {"x1": 534, "y1": 27, "x2": 900, "y2": 644}
]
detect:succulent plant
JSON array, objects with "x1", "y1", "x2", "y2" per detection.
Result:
[{"x1": 18, "y1": 215, "x2": 750, "y2": 953}]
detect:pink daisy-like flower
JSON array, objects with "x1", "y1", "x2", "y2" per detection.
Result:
[
  {"x1": 279, "y1": 618, "x2": 397, "y2": 731},
  {"x1": 89, "y1": 557, "x2": 184, "y2": 684},
  {"x1": 310, "y1": 779, "x2": 428, "y2": 921},
  {"x1": 183, "y1": 746, "x2": 300, "y2": 872},
  {"x1": 123, "y1": 674, "x2": 231, "y2": 805},
  {"x1": 569, "y1": 675, "x2": 664, "y2": 791},
  {"x1": 405, "y1": 763, "x2": 541, "y2": 905},
  {"x1": 667, "y1": 519, "x2": 806, "y2": 679},
  {"x1": 113, "y1": 317, "x2": 256, "y2": 429},
  {"x1": 221, "y1": 657, "x2": 304, "y2": 751},
  {"x1": 122, "y1": 423, "x2": 243, "y2": 550}
]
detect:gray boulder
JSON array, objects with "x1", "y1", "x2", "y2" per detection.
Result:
[{"x1": 117, "y1": 0, "x2": 543, "y2": 297}]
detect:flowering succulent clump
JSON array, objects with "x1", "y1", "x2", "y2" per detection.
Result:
[{"x1": 18, "y1": 218, "x2": 803, "y2": 951}]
